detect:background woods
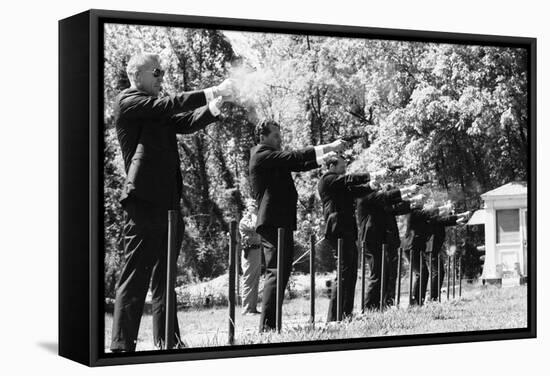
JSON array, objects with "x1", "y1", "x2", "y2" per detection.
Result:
[{"x1": 103, "y1": 24, "x2": 528, "y2": 298}]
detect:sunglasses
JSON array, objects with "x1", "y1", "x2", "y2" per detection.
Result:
[{"x1": 143, "y1": 68, "x2": 165, "y2": 78}]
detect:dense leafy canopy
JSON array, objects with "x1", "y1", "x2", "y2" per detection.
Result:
[{"x1": 103, "y1": 24, "x2": 528, "y2": 296}]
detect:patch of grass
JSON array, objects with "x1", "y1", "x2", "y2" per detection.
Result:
[{"x1": 104, "y1": 283, "x2": 527, "y2": 351}]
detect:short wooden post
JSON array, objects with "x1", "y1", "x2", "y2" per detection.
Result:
[
  {"x1": 447, "y1": 255, "x2": 451, "y2": 300},
  {"x1": 276, "y1": 228, "x2": 285, "y2": 333},
  {"x1": 396, "y1": 248, "x2": 402, "y2": 306},
  {"x1": 428, "y1": 251, "x2": 433, "y2": 300},
  {"x1": 380, "y1": 244, "x2": 387, "y2": 310},
  {"x1": 228, "y1": 221, "x2": 237, "y2": 345},
  {"x1": 165, "y1": 210, "x2": 178, "y2": 349},
  {"x1": 452, "y1": 255, "x2": 456, "y2": 299},
  {"x1": 309, "y1": 234, "x2": 316, "y2": 325},
  {"x1": 361, "y1": 241, "x2": 366, "y2": 313},
  {"x1": 418, "y1": 251, "x2": 423, "y2": 306},
  {"x1": 408, "y1": 250, "x2": 414, "y2": 306},
  {"x1": 437, "y1": 254, "x2": 442, "y2": 303},
  {"x1": 459, "y1": 256, "x2": 463, "y2": 298},
  {"x1": 337, "y1": 238, "x2": 343, "y2": 321}
]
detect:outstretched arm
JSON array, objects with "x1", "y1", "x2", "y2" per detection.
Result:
[
  {"x1": 361, "y1": 188, "x2": 402, "y2": 209},
  {"x1": 323, "y1": 173, "x2": 375, "y2": 197},
  {"x1": 255, "y1": 147, "x2": 318, "y2": 171},
  {"x1": 389, "y1": 200, "x2": 412, "y2": 216},
  {"x1": 256, "y1": 140, "x2": 346, "y2": 171},
  {"x1": 118, "y1": 79, "x2": 235, "y2": 121},
  {"x1": 170, "y1": 105, "x2": 219, "y2": 134},
  {"x1": 431, "y1": 215, "x2": 459, "y2": 226},
  {"x1": 292, "y1": 160, "x2": 320, "y2": 172},
  {"x1": 119, "y1": 90, "x2": 208, "y2": 120}
]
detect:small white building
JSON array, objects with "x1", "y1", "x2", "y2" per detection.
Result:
[{"x1": 468, "y1": 181, "x2": 528, "y2": 285}]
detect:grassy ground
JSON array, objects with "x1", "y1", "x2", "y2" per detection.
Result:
[{"x1": 104, "y1": 282, "x2": 527, "y2": 351}]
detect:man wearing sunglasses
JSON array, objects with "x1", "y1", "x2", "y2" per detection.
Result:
[{"x1": 110, "y1": 52, "x2": 235, "y2": 352}]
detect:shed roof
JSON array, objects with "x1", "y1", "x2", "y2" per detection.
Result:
[{"x1": 481, "y1": 181, "x2": 527, "y2": 199}]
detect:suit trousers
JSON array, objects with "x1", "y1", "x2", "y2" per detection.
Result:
[
  {"x1": 404, "y1": 248, "x2": 429, "y2": 306},
  {"x1": 364, "y1": 240, "x2": 392, "y2": 310},
  {"x1": 110, "y1": 197, "x2": 183, "y2": 351},
  {"x1": 257, "y1": 226, "x2": 294, "y2": 332},
  {"x1": 327, "y1": 234, "x2": 358, "y2": 321},
  {"x1": 384, "y1": 243, "x2": 399, "y2": 305},
  {"x1": 241, "y1": 246, "x2": 262, "y2": 313},
  {"x1": 428, "y1": 251, "x2": 445, "y2": 301}
]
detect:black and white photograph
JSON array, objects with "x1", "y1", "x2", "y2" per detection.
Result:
[
  {"x1": 4, "y1": 0, "x2": 549, "y2": 373},
  {"x1": 101, "y1": 20, "x2": 532, "y2": 353}
]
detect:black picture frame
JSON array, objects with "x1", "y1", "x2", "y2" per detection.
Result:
[{"x1": 59, "y1": 8, "x2": 537, "y2": 367}]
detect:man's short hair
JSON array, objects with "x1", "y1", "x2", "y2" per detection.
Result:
[
  {"x1": 255, "y1": 119, "x2": 279, "y2": 141},
  {"x1": 325, "y1": 155, "x2": 341, "y2": 169},
  {"x1": 126, "y1": 52, "x2": 160, "y2": 83}
]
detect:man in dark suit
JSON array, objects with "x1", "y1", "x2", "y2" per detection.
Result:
[
  {"x1": 427, "y1": 211, "x2": 469, "y2": 301},
  {"x1": 249, "y1": 119, "x2": 345, "y2": 331},
  {"x1": 357, "y1": 182, "x2": 420, "y2": 310},
  {"x1": 382, "y1": 189, "x2": 423, "y2": 306},
  {"x1": 317, "y1": 155, "x2": 379, "y2": 321},
  {"x1": 110, "y1": 52, "x2": 235, "y2": 352},
  {"x1": 401, "y1": 202, "x2": 453, "y2": 305}
]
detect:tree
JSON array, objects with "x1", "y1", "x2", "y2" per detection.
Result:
[{"x1": 103, "y1": 25, "x2": 529, "y2": 295}]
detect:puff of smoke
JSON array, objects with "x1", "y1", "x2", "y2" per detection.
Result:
[{"x1": 227, "y1": 63, "x2": 274, "y2": 123}]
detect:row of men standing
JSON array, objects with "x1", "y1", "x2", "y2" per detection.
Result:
[
  {"x1": 109, "y1": 52, "x2": 470, "y2": 350},
  {"x1": 249, "y1": 120, "x2": 469, "y2": 329},
  {"x1": 318, "y1": 155, "x2": 468, "y2": 318}
]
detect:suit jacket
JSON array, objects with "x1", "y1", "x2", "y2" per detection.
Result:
[
  {"x1": 114, "y1": 88, "x2": 218, "y2": 209},
  {"x1": 318, "y1": 172, "x2": 372, "y2": 241},
  {"x1": 384, "y1": 200, "x2": 412, "y2": 249},
  {"x1": 357, "y1": 189, "x2": 403, "y2": 247},
  {"x1": 249, "y1": 143, "x2": 318, "y2": 231},
  {"x1": 427, "y1": 215, "x2": 458, "y2": 255},
  {"x1": 401, "y1": 207, "x2": 440, "y2": 252}
]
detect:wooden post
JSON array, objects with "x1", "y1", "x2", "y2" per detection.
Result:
[
  {"x1": 453, "y1": 228, "x2": 457, "y2": 299},
  {"x1": 459, "y1": 256, "x2": 463, "y2": 298},
  {"x1": 380, "y1": 244, "x2": 387, "y2": 310},
  {"x1": 337, "y1": 238, "x2": 343, "y2": 321},
  {"x1": 428, "y1": 251, "x2": 433, "y2": 301},
  {"x1": 452, "y1": 255, "x2": 456, "y2": 299},
  {"x1": 228, "y1": 221, "x2": 237, "y2": 345},
  {"x1": 418, "y1": 251, "x2": 423, "y2": 306},
  {"x1": 276, "y1": 228, "x2": 285, "y2": 333},
  {"x1": 447, "y1": 255, "x2": 451, "y2": 300},
  {"x1": 309, "y1": 234, "x2": 315, "y2": 325},
  {"x1": 396, "y1": 248, "x2": 402, "y2": 307},
  {"x1": 437, "y1": 253, "x2": 441, "y2": 303},
  {"x1": 361, "y1": 241, "x2": 366, "y2": 313},
  {"x1": 408, "y1": 250, "x2": 414, "y2": 306},
  {"x1": 236, "y1": 241, "x2": 241, "y2": 306},
  {"x1": 165, "y1": 210, "x2": 178, "y2": 349}
]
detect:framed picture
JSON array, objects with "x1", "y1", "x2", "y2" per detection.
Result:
[{"x1": 59, "y1": 9, "x2": 536, "y2": 366}]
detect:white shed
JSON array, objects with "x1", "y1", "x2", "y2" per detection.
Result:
[{"x1": 467, "y1": 181, "x2": 528, "y2": 285}]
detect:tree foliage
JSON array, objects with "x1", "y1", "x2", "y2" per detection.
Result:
[{"x1": 103, "y1": 25, "x2": 528, "y2": 296}]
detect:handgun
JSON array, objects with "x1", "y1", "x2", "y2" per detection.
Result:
[
  {"x1": 387, "y1": 164, "x2": 404, "y2": 172},
  {"x1": 341, "y1": 134, "x2": 364, "y2": 142}
]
